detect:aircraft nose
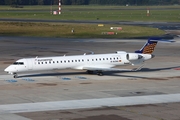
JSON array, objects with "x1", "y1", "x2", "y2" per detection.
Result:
[
  {"x1": 4, "y1": 66, "x2": 12, "y2": 73},
  {"x1": 4, "y1": 66, "x2": 15, "y2": 75},
  {"x1": 151, "y1": 54, "x2": 155, "y2": 58},
  {"x1": 4, "y1": 66, "x2": 10, "y2": 72}
]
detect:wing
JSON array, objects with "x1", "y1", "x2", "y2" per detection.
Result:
[{"x1": 83, "y1": 66, "x2": 143, "y2": 72}]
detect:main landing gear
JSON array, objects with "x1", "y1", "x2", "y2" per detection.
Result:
[
  {"x1": 13, "y1": 73, "x2": 18, "y2": 78},
  {"x1": 86, "y1": 70, "x2": 103, "y2": 76},
  {"x1": 97, "y1": 71, "x2": 103, "y2": 76}
]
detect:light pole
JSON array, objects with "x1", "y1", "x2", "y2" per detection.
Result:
[
  {"x1": 50, "y1": 0, "x2": 52, "y2": 14},
  {"x1": 59, "y1": 0, "x2": 61, "y2": 14}
]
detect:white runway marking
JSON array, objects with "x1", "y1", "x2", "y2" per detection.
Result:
[{"x1": 0, "y1": 94, "x2": 180, "y2": 114}]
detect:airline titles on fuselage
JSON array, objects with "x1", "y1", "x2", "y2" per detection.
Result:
[{"x1": 37, "y1": 59, "x2": 53, "y2": 62}]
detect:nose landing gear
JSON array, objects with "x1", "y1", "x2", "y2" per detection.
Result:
[{"x1": 13, "y1": 73, "x2": 18, "y2": 78}]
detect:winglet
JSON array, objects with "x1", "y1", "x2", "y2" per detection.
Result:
[{"x1": 135, "y1": 37, "x2": 175, "y2": 54}]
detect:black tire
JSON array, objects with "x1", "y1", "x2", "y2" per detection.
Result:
[
  {"x1": 97, "y1": 72, "x2": 103, "y2": 76},
  {"x1": 13, "y1": 73, "x2": 18, "y2": 78}
]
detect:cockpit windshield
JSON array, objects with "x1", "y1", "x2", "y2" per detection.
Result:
[{"x1": 13, "y1": 62, "x2": 24, "y2": 65}]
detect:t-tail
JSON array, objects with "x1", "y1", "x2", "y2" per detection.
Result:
[{"x1": 135, "y1": 37, "x2": 174, "y2": 54}]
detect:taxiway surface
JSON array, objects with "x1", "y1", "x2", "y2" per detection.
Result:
[{"x1": 0, "y1": 36, "x2": 180, "y2": 120}]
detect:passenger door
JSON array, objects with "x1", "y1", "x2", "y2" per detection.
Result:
[{"x1": 26, "y1": 59, "x2": 33, "y2": 70}]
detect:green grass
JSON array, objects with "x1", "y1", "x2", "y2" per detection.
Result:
[
  {"x1": 0, "y1": 5, "x2": 179, "y2": 10},
  {"x1": 0, "y1": 22, "x2": 165, "y2": 38},
  {"x1": 0, "y1": 5, "x2": 175, "y2": 38},
  {"x1": 0, "y1": 5, "x2": 180, "y2": 22}
]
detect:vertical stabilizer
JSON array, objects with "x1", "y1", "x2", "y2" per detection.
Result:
[{"x1": 135, "y1": 37, "x2": 162, "y2": 54}]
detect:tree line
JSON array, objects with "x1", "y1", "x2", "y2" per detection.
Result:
[{"x1": 0, "y1": 0, "x2": 180, "y2": 5}]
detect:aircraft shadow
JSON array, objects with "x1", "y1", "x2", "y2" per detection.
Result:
[
  {"x1": 104, "y1": 66, "x2": 180, "y2": 78},
  {"x1": 19, "y1": 72, "x2": 85, "y2": 78},
  {"x1": 18, "y1": 66, "x2": 179, "y2": 79}
]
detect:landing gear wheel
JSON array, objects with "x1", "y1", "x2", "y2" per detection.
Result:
[
  {"x1": 97, "y1": 71, "x2": 103, "y2": 76},
  {"x1": 13, "y1": 73, "x2": 18, "y2": 78}
]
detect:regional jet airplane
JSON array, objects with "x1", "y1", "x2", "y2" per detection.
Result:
[{"x1": 4, "y1": 38, "x2": 174, "y2": 78}]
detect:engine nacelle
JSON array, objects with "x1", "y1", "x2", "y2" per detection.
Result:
[{"x1": 126, "y1": 53, "x2": 143, "y2": 61}]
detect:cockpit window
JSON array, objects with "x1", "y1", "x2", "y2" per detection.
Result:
[
  {"x1": 13, "y1": 62, "x2": 24, "y2": 65},
  {"x1": 13, "y1": 62, "x2": 18, "y2": 65},
  {"x1": 19, "y1": 62, "x2": 24, "y2": 65}
]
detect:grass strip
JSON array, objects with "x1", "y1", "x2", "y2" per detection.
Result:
[
  {"x1": 0, "y1": 22, "x2": 165, "y2": 38},
  {"x1": 0, "y1": 5, "x2": 179, "y2": 22}
]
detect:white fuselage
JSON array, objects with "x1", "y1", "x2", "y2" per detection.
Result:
[{"x1": 4, "y1": 52, "x2": 152, "y2": 75}]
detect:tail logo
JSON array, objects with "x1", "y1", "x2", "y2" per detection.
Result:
[
  {"x1": 142, "y1": 43, "x2": 157, "y2": 54},
  {"x1": 135, "y1": 37, "x2": 174, "y2": 54}
]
